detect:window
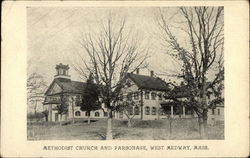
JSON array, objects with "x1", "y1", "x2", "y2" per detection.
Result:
[
  {"x1": 145, "y1": 106, "x2": 150, "y2": 115},
  {"x1": 145, "y1": 92, "x2": 149, "y2": 99},
  {"x1": 152, "y1": 107, "x2": 157, "y2": 115},
  {"x1": 151, "y1": 92, "x2": 156, "y2": 100},
  {"x1": 75, "y1": 111, "x2": 81, "y2": 116},
  {"x1": 134, "y1": 106, "x2": 140, "y2": 115},
  {"x1": 217, "y1": 109, "x2": 220, "y2": 115},
  {"x1": 212, "y1": 108, "x2": 215, "y2": 115},
  {"x1": 63, "y1": 69, "x2": 66, "y2": 75},
  {"x1": 134, "y1": 92, "x2": 139, "y2": 100},
  {"x1": 128, "y1": 107, "x2": 133, "y2": 115},
  {"x1": 95, "y1": 112, "x2": 100, "y2": 117},
  {"x1": 85, "y1": 111, "x2": 90, "y2": 117},
  {"x1": 119, "y1": 112, "x2": 123, "y2": 119},
  {"x1": 187, "y1": 108, "x2": 193, "y2": 115}
]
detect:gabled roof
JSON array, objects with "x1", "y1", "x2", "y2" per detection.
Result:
[
  {"x1": 126, "y1": 73, "x2": 169, "y2": 91},
  {"x1": 165, "y1": 85, "x2": 191, "y2": 99},
  {"x1": 45, "y1": 78, "x2": 86, "y2": 95}
]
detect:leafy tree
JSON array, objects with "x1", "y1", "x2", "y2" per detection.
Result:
[{"x1": 80, "y1": 73, "x2": 101, "y2": 124}]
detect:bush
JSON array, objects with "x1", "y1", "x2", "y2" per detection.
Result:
[{"x1": 27, "y1": 112, "x2": 45, "y2": 120}]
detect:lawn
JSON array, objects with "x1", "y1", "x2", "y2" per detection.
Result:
[{"x1": 27, "y1": 118, "x2": 224, "y2": 140}]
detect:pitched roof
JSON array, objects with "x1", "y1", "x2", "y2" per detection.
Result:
[
  {"x1": 165, "y1": 85, "x2": 191, "y2": 99},
  {"x1": 126, "y1": 73, "x2": 169, "y2": 91},
  {"x1": 45, "y1": 78, "x2": 86, "y2": 95}
]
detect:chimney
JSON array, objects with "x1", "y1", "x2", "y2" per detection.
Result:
[
  {"x1": 136, "y1": 68, "x2": 140, "y2": 74},
  {"x1": 150, "y1": 70, "x2": 154, "y2": 77}
]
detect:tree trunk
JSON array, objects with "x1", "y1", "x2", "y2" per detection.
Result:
[
  {"x1": 72, "y1": 107, "x2": 75, "y2": 126},
  {"x1": 106, "y1": 109, "x2": 113, "y2": 140},
  {"x1": 169, "y1": 118, "x2": 173, "y2": 139},
  {"x1": 59, "y1": 114, "x2": 62, "y2": 126},
  {"x1": 198, "y1": 113, "x2": 208, "y2": 139},
  {"x1": 127, "y1": 118, "x2": 132, "y2": 128},
  {"x1": 199, "y1": 72, "x2": 208, "y2": 139},
  {"x1": 87, "y1": 115, "x2": 90, "y2": 125}
]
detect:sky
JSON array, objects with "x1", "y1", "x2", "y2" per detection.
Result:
[{"x1": 27, "y1": 7, "x2": 221, "y2": 85}]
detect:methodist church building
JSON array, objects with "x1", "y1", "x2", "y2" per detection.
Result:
[{"x1": 43, "y1": 63, "x2": 107, "y2": 122}]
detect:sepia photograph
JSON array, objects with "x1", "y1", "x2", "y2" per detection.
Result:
[
  {"x1": 27, "y1": 7, "x2": 224, "y2": 140},
  {"x1": 1, "y1": 0, "x2": 249, "y2": 157}
]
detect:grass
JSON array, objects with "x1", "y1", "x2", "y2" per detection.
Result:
[{"x1": 27, "y1": 118, "x2": 224, "y2": 140}]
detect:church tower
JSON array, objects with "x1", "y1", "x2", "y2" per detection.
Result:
[{"x1": 54, "y1": 63, "x2": 70, "y2": 80}]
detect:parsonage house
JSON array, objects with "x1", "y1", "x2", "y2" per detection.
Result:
[{"x1": 43, "y1": 63, "x2": 224, "y2": 124}]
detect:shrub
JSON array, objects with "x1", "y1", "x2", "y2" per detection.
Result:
[{"x1": 27, "y1": 112, "x2": 45, "y2": 120}]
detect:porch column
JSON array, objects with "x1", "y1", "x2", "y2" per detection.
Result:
[
  {"x1": 170, "y1": 105, "x2": 174, "y2": 118},
  {"x1": 48, "y1": 104, "x2": 52, "y2": 122},
  {"x1": 140, "y1": 90, "x2": 143, "y2": 120},
  {"x1": 182, "y1": 106, "x2": 186, "y2": 118}
]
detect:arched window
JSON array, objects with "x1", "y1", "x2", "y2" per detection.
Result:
[
  {"x1": 145, "y1": 92, "x2": 150, "y2": 99},
  {"x1": 145, "y1": 106, "x2": 150, "y2": 115},
  {"x1": 95, "y1": 112, "x2": 100, "y2": 117},
  {"x1": 152, "y1": 107, "x2": 157, "y2": 115},
  {"x1": 134, "y1": 106, "x2": 140, "y2": 115},
  {"x1": 85, "y1": 111, "x2": 90, "y2": 117},
  {"x1": 75, "y1": 111, "x2": 81, "y2": 116},
  {"x1": 151, "y1": 92, "x2": 156, "y2": 100},
  {"x1": 212, "y1": 108, "x2": 215, "y2": 115}
]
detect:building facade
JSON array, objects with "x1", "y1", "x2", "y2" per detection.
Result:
[
  {"x1": 44, "y1": 63, "x2": 223, "y2": 123},
  {"x1": 43, "y1": 63, "x2": 107, "y2": 122},
  {"x1": 113, "y1": 70, "x2": 170, "y2": 120}
]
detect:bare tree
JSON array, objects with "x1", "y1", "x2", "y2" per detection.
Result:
[
  {"x1": 74, "y1": 14, "x2": 149, "y2": 139},
  {"x1": 116, "y1": 100, "x2": 138, "y2": 127},
  {"x1": 27, "y1": 73, "x2": 48, "y2": 115},
  {"x1": 157, "y1": 7, "x2": 224, "y2": 139},
  {"x1": 160, "y1": 105, "x2": 174, "y2": 138}
]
